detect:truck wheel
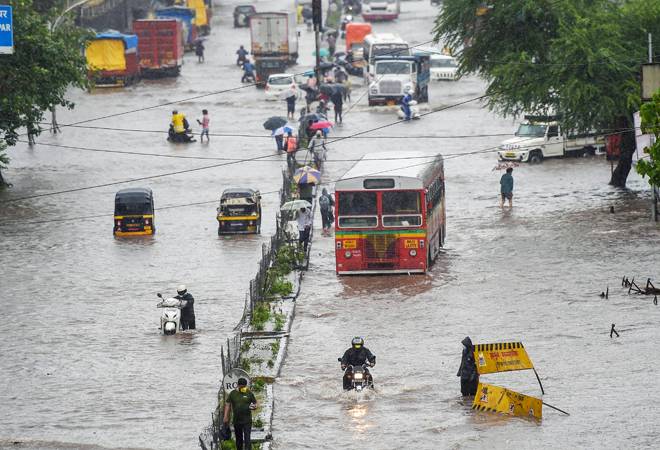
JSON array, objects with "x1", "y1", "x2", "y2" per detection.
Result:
[{"x1": 529, "y1": 150, "x2": 543, "y2": 164}]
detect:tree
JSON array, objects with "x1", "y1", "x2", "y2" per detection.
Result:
[
  {"x1": 0, "y1": 0, "x2": 89, "y2": 187},
  {"x1": 636, "y1": 90, "x2": 660, "y2": 188},
  {"x1": 434, "y1": 0, "x2": 660, "y2": 187}
]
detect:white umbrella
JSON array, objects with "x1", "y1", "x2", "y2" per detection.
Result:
[
  {"x1": 279, "y1": 88, "x2": 297, "y2": 100},
  {"x1": 281, "y1": 200, "x2": 312, "y2": 211}
]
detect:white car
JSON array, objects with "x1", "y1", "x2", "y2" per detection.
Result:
[
  {"x1": 264, "y1": 73, "x2": 300, "y2": 100},
  {"x1": 430, "y1": 54, "x2": 458, "y2": 81}
]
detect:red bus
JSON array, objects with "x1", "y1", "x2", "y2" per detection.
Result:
[{"x1": 334, "y1": 152, "x2": 445, "y2": 274}]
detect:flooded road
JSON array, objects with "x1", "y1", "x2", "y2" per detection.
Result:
[
  {"x1": 0, "y1": 1, "x2": 300, "y2": 448},
  {"x1": 1, "y1": 0, "x2": 658, "y2": 449},
  {"x1": 270, "y1": 2, "x2": 660, "y2": 450}
]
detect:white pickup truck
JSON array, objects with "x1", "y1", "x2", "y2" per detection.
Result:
[{"x1": 497, "y1": 120, "x2": 605, "y2": 163}]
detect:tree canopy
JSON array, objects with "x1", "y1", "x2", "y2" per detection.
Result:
[
  {"x1": 434, "y1": 0, "x2": 660, "y2": 187},
  {"x1": 0, "y1": 0, "x2": 89, "y2": 184},
  {"x1": 636, "y1": 90, "x2": 660, "y2": 188}
]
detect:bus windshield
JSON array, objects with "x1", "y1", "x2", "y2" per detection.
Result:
[
  {"x1": 382, "y1": 191, "x2": 421, "y2": 227},
  {"x1": 338, "y1": 192, "x2": 378, "y2": 227},
  {"x1": 375, "y1": 61, "x2": 411, "y2": 75},
  {"x1": 430, "y1": 58, "x2": 457, "y2": 68}
]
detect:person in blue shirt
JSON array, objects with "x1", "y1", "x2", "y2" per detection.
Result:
[
  {"x1": 500, "y1": 167, "x2": 514, "y2": 208},
  {"x1": 400, "y1": 90, "x2": 413, "y2": 121},
  {"x1": 241, "y1": 59, "x2": 255, "y2": 83}
]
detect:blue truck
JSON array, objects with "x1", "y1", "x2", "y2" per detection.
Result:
[{"x1": 155, "y1": 6, "x2": 197, "y2": 50}]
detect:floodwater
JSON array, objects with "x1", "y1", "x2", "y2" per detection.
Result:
[
  {"x1": 270, "y1": 2, "x2": 660, "y2": 450},
  {"x1": 0, "y1": 1, "x2": 658, "y2": 450}
]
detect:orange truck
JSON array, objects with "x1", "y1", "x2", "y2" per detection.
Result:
[{"x1": 345, "y1": 22, "x2": 372, "y2": 67}]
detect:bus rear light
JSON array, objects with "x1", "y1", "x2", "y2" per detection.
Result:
[
  {"x1": 409, "y1": 249, "x2": 417, "y2": 257},
  {"x1": 344, "y1": 251, "x2": 352, "y2": 258},
  {"x1": 115, "y1": 220, "x2": 122, "y2": 227},
  {"x1": 420, "y1": 240, "x2": 425, "y2": 248},
  {"x1": 144, "y1": 218, "x2": 151, "y2": 226}
]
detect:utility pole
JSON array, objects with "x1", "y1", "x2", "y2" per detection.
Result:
[
  {"x1": 650, "y1": 33, "x2": 658, "y2": 222},
  {"x1": 312, "y1": 0, "x2": 322, "y2": 86}
]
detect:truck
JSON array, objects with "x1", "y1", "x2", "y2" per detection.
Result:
[
  {"x1": 86, "y1": 31, "x2": 139, "y2": 87},
  {"x1": 497, "y1": 116, "x2": 606, "y2": 163},
  {"x1": 133, "y1": 19, "x2": 184, "y2": 77},
  {"x1": 155, "y1": 6, "x2": 197, "y2": 50},
  {"x1": 249, "y1": 12, "x2": 298, "y2": 65},
  {"x1": 187, "y1": 0, "x2": 210, "y2": 35},
  {"x1": 367, "y1": 55, "x2": 430, "y2": 106}
]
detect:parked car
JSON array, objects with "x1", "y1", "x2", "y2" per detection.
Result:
[
  {"x1": 265, "y1": 73, "x2": 300, "y2": 100},
  {"x1": 234, "y1": 5, "x2": 256, "y2": 28}
]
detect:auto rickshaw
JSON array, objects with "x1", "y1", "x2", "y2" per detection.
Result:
[
  {"x1": 217, "y1": 188, "x2": 262, "y2": 235},
  {"x1": 113, "y1": 187, "x2": 155, "y2": 236}
]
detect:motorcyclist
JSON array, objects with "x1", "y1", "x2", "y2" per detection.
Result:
[
  {"x1": 236, "y1": 45, "x2": 249, "y2": 66},
  {"x1": 170, "y1": 110, "x2": 192, "y2": 142},
  {"x1": 175, "y1": 284, "x2": 196, "y2": 330},
  {"x1": 241, "y1": 59, "x2": 255, "y2": 83},
  {"x1": 400, "y1": 89, "x2": 413, "y2": 121},
  {"x1": 340, "y1": 336, "x2": 375, "y2": 390}
]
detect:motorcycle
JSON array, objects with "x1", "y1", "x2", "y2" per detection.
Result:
[
  {"x1": 156, "y1": 293, "x2": 187, "y2": 335},
  {"x1": 339, "y1": 358, "x2": 374, "y2": 392},
  {"x1": 397, "y1": 99, "x2": 421, "y2": 120}
]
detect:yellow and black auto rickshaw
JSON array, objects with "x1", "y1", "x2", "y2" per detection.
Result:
[
  {"x1": 217, "y1": 188, "x2": 262, "y2": 235},
  {"x1": 113, "y1": 188, "x2": 155, "y2": 236}
]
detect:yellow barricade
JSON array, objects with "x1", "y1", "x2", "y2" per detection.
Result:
[
  {"x1": 473, "y1": 341, "x2": 534, "y2": 374},
  {"x1": 472, "y1": 383, "x2": 542, "y2": 420}
]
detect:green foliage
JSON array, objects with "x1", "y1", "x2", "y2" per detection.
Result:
[
  {"x1": 269, "y1": 277, "x2": 293, "y2": 297},
  {"x1": 270, "y1": 341, "x2": 280, "y2": 356},
  {"x1": 240, "y1": 339, "x2": 252, "y2": 353},
  {"x1": 251, "y1": 302, "x2": 271, "y2": 331},
  {"x1": 221, "y1": 440, "x2": 237, "y2": 450},
  {"x1": 253, "y1": 417, "x2": 264, "y2": 428},
  {"x1": 274, "y1": 314, "x2": 286, "y2": 332},
  {"x1": 434, "y1": 0, "x2": 656, "y2": 134},
  {"x1": 0, "y1": 0, "x2": 90, "y2": 148},
  {"x1": 267, "y1": 359, "x2": 274, "y2": 368},
  {"x1": 240, "y1": 358, "x2": 251, "y2": 372},
  {"x1": 636, "y1": 90, "x2": 660, "y2": 187},
  {"x1": 252, "y1": 378, "x2": 266, "y2": 393}
]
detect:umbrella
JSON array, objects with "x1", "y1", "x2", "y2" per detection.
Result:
[
  {"x1": 263, "y1": 116, "x2": 287, "y2": 131},
  {"x1": 313, "y1": 48, "x2": 330, "y2": 58},
  {"x1": 281, "y1": 199, "x2": 312, "y2": 211},
  {"x1": 310, "y1": 121, "x2": 333, "y2": 130},
  {"x1": 272, "y1": 125, "x2": 296, "y2": 136},
  {"x1": 293, "y1": 166, "x2": 322, "y2": 185},
  {"x1": 319, "y1": 61, "x2": 335, "y2": 71},
  {"x1": 319, "y1": 83, "x2": 345, "y2": 96}
]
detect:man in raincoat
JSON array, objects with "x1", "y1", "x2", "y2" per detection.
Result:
[{"x1": 457, "y1": 336, "x2": 479, "y2": 396}]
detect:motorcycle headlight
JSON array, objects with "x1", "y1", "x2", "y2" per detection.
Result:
[{"x1": 354, "y1": 373, "x2": 363, "y2": 379}]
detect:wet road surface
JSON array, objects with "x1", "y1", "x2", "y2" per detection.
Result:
[{"x1": 1, "y1": 1, "x2": 659, "y2": 449}]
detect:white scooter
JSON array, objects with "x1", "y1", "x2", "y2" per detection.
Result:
[
  {"x1": 156, "y1": 293, "x2": 187, "y2": 335},
  {"x1": 397, "y1": 100, "x2": 421, "y2": 120}
]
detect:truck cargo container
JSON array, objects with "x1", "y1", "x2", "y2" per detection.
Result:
[
  {"x1": 86, "y1": 31, "x2": 139, "y2": 87},
  {"x1": 250, "y1": 11, "x2": 298, "y2": 65},
  {"x1": 133, "y1": 19, "x2": 184, "y2": 77},
  {"x1": 156, "y1": 6, "x2": 197, "y2": 50}
]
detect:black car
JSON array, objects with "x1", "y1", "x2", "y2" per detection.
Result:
[{"x1": 233, "y1": 5, "x2": 256, "y2": 27}]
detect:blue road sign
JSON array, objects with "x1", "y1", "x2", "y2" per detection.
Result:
[{"x1": 0, "y1": 5, "x2": 14, "y2": 55}]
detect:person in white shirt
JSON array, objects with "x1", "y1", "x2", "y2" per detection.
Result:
[{"x1": 297, "y1": 207, "x2": 313, "y2": 251}]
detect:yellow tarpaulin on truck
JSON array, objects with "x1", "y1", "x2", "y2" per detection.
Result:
[
  {"x1": 86, "y1": 39, "x2": 126, "y2": 71},
  {"x1": 473, "y1": 341, "x2": 534, "y2": 374},
  {"x1": 187, "y1": 0, "x2": 207, "y2": 26},
  {"x1": 472, "y1": 383, "x2": 543, "y2": 420}
]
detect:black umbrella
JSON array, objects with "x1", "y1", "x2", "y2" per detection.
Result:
[
  {"x1": 263, "y1": 116, "x2": 288, "y2": 131},
  {"x1": 319, "y1": 61, "x2": 335, "y2": 71},
  {"x1": 320, "y1": 83, "x2": 345, "y2": 96}
]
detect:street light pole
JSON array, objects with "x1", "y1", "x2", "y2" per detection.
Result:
[
  {"x1": 312, "y1": 0, "x2": 322, "y2": 87},
  {"x1": 49, "y1": 0, "x2": 95, "y2": 134}
]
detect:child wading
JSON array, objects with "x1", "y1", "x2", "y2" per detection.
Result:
[{"x1": 197, "y1": 109, "x2": 210, "y2": 142}]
